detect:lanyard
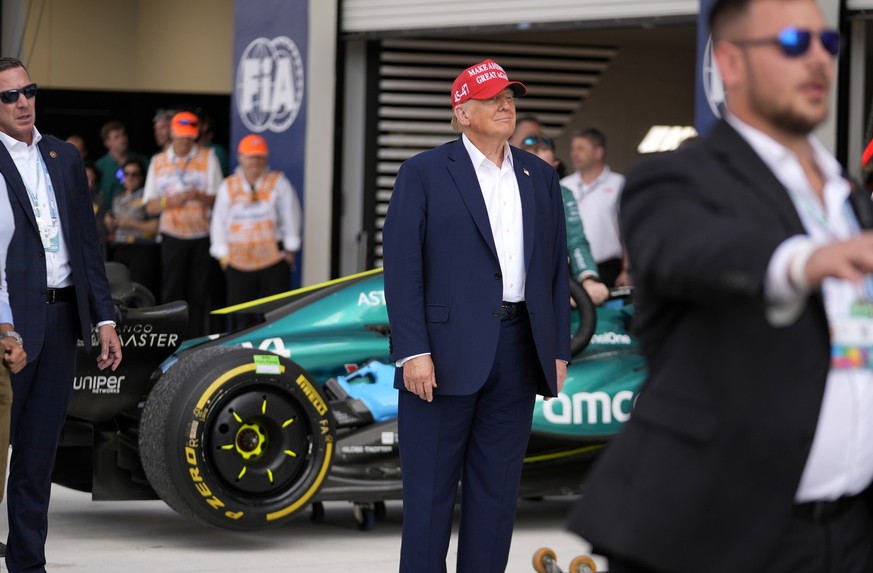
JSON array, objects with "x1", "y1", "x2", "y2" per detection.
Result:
[
  {"x1": 23, "y1": 152, "x2": 58, "y2": 223},
  {"x1": 789, "y1": 179, "x2": 873, "y2": 298}
]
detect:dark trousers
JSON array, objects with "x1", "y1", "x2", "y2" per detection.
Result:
[
  {"x1": 160, "y1": 235, "x2": 211, "y2": 338},
  {"x1": 225, "y1": 260, "x2": 291, "y2": 330},
  {"x1": 606, "y1": 491, "x2": 873, "y2": 573},
  {"x1": 111, "y1": 242, "x2": 161, "y2": 302},
  {"x1": 7, "y1": 301, "x2": 78, "y2": 573},
  {"x1": 398, "y1": 313, "x2": 540, "y2": 573}
]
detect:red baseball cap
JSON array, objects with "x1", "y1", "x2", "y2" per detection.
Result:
[{"x1": 451, "y1": 59, "x2": 527, "y2": 108}]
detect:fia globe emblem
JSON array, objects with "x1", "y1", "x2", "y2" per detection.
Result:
[
  {"x1": 702, "y1": 35, "x2": 725, "y2": 118},
  {"x1": 236, "y1": 36, "x2": 305, "y2": 133}
]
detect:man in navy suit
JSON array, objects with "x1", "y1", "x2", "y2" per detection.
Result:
[
  {"x1": 0, "y1": 57, "x2": 122, "y2": 573},
  {"x1": 383, "y1": 59, "x2": 570, "y2": 573}
]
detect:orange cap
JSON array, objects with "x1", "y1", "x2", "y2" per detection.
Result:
[
  {"x1": 238, "y1": 134, "x2": 269, "y2": 157},
  {"x1": 171, "y1": 111, "x2": 199, "y2": 139}
]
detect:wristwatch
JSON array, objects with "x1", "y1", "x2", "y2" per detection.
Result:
[{"x1": 0, "y1": 331, "x2": 23, "y2": 347}]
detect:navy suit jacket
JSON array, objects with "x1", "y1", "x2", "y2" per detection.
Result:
[
  {"x1": 383, "y1": 137, "x2": 570, "y2": 397},
  {"x1": 0, "y1": 134, "x2": 115, "y2": 359}
]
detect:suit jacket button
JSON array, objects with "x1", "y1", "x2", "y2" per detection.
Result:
[
  {"x1": 494, "y1": 273, "x2": 502, "y2": 280},
  {"x1": 492, "y1": 310, "x2": 500, "y2": 318}
]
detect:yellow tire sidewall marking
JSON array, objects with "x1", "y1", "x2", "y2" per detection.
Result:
[{"x1": 195, "y1": 362, "x2": 286, "y2": 411}]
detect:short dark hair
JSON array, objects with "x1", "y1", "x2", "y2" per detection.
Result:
[
  {"x1": 0, "y1": 57, "x2": 27, "y2": 75},
  {"x1": 100, "y1": 120, "x2": 125, "y2": 142},
  {"x1": 121, "y1": 157, "x2": 145, "y2": 176},
  {"x1": 708, "y1": 0, "x2": 752, "y2": 41},
  {"x1": 572, "y1": 128, "x2": 607, "y2": 149}
]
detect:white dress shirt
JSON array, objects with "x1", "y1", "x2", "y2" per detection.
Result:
[
  {"x1": 728, "y1": 114, "x2": 873, "y2": 502},
  {"x1": 560, "y1": 166, "x2": 624, "y2": 263},
  {"x1": 0, "y1": 128, "x2": 73, "y2": 288},
  {"x1": 461, "y1": 134, "x2": 525, "y2": 303},
  {"x1": 0, "y1": 176, "x2": 14, "y2": 324}
]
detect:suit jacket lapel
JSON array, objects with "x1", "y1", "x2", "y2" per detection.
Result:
[
  {"x1": 0, "y1": 139, "x2": 39, "y2": 234},
  {"x1": 512, "y1": 149, "x2": 536, "y2": 269},
  {"x1": 708, "y1": 120, "x2": 807, "y2": 234},
  {"x1": 846, "y1": 178, "x2": 873, "y2": 230},
  {"x1": 446, "y1": 138, "x2": 499, "y2": 260}
]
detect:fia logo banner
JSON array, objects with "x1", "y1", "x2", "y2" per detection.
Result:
[{"x1": 235, "y1": 36, "x2": 305, "y2": 133}]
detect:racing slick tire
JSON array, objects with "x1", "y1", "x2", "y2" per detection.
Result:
[
  {"x1": 569, "y1": 279, "x2": 597, "y2": 356},
  {"x1": 140, "y1": 346, "x2": 334, "y2": 531}
]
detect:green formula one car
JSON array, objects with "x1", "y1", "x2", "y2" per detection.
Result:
[{"x1": 55, "y1": 265, "x2": 644, "y2": 531}]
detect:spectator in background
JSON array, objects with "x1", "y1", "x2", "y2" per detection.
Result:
[
  {"x1": 560, "y1": 128, "x2": 629, "y2": 287},
  {"x1": 509, "y1": 114, "x2": 542, "y2": 147},
  {"x1": 85, "y1": 161, "x2": 109, "y2": 260},
  {"x1": 144, "y1": 111, "x2": 222, "y2": 337},
  {"x1": 106, "y1": 158, "x2": 161, "y2": 299},
  {"x1": 152, "y1": 109, "x2": 175, "y2": 154},
  {"x1": 198, "y1": 114, "x2": 230, "y2": 176},
  {"x1": 210, "y1": 135, "x2": 300, "y2": 330},
  {"x1": 95, "y1": 120, "x2": 150, "y2": 207},
  {"x1": 65, "y1": 134, "x2": 87, "y2": 159},
  {"x1": 520, "y1": 133, "x2": 608, "y2": 305}
]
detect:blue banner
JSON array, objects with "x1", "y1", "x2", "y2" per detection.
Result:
[
  {"x1": 695, "y1": 0, "x2": 722, "y2": 135},
  {"x1": 232, "y1": 0, "x2": 308, "y2": 288}
]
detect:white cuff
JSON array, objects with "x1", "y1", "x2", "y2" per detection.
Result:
[{"x1": 396, "y1": 352, "x2": 430, "y2": 367}]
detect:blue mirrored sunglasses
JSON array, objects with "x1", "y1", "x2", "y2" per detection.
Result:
[
  {"x1": 522, "y1": 136, "x2": 553, "y2": 147},
  {"x1": 731, "y1": 27, "x2": 840, "y2": 57},
  {"x1": 0, "y1": 83, "x2": 37, "y2": 105}
]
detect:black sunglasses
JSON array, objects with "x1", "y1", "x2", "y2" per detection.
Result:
[
  {"x1": 522, "y1": 136, "x2": 553, "y2": 147},
  {"x1": 731, "y1": 27, "x2": 840, "y2": 58},
  {"x1": 0, "y1": 83, "x2": 37, "y2": 105}
]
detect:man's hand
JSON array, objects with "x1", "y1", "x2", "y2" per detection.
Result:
[
  {"x1": 1, "y1": 338, "x2": 26, "y2": 374},
  {"x1": 582, "y1": 278, "x2": 609, "y2": 306},
  {"x1": 403, "y1": 355, "x2": 437, "y2": 402},
  {"x1": 96, "y1": 324, "x2": 123, "y2": 371},
  {"x1": 805, "y1": 233, "x2": 873, "y2": 288},
  {"x1": 554, "y1": 359, "x2": 567, "y2": 397}
]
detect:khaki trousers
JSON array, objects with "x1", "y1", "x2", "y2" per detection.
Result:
[{"x1": 0, "y1": 364, "x2": 11, "y2": 501}]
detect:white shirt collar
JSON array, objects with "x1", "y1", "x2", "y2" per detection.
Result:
[
  {"x1": 0, "y1": 126, "x2": 42, "y2": 154},
  {"x1": 167, "y1": 142, "x2": 199, "y2": 162},
  {"x1": 724, "y1": 113, "x2": 844, "y2": 185},
  {"x1": 461, "y1": 133, "x2": 513, "y2": 170}
]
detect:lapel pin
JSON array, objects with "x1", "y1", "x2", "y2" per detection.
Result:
[
  {"x1": 49, "y1": 151, "x2": 57, "y2": 158},
  {"x1": 523, "y1": 168, "x2": 530, "y2": 176}
]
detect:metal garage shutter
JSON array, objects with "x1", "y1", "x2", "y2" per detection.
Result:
[{"x1": 342, "y1": 0, "x2": 697, "y2": 35}]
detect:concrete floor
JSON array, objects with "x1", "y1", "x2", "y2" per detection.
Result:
[{"x1": 0, "y1": 486, "x2": 607, "y2": 572}]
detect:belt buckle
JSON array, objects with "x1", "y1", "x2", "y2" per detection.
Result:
[
  {"x1": 45, "y1": 289, "x2": 56, "y2": 304},
  {"x1": 501, "y1": 303, "x2": 515, "y2": 320}
]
